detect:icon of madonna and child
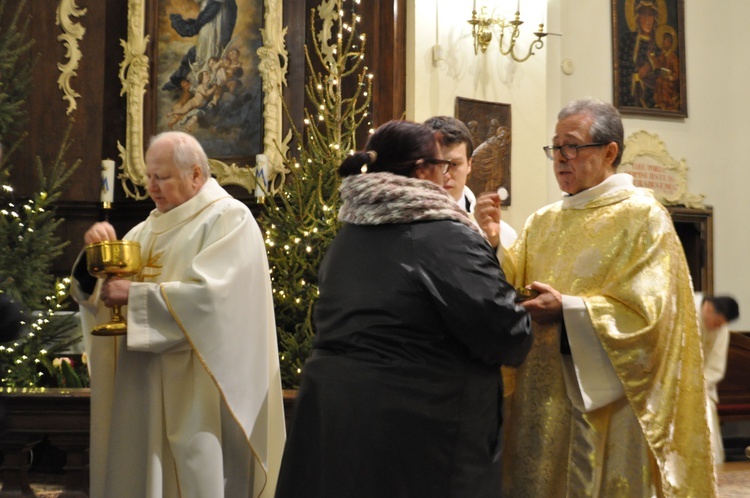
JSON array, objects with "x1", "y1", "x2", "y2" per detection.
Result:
[{"x1": 156, "y1": 0, "x2": 264, "y2": 159}]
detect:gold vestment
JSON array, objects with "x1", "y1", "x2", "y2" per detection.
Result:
[{"x1": 502, "y1": 175, "x2": 715, "y2": 497}]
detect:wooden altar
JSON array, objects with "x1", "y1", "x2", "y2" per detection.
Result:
[
  {"x1": 0, "y1": 389, "x2": 299, "y2": 496},
  {"x1": 0, "y1": 388, "x2": 90, "y2": 497},
  {"x1": 718, "y1": 332, "x2": 750, "y2": 422}
]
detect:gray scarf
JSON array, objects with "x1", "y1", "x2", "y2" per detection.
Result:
[{"x1": 338, "y1": 172, "x2": 485, "y2": 238}]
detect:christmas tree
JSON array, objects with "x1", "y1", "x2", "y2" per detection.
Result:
[
  {"x1": 0, "y1": 0, "x2": 84, "y2": 388},
  {"x1": 262, "y1": 0, "x2": 372, "y2": 388}
]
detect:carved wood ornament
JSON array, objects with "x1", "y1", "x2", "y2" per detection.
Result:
[{"x1": 56, "y1": 0, "x2": 87, "y2": 116}]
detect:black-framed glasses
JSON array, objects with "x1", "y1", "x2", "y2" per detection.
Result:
[
  {"x1": 543, "y1": 143, "x2": 608, "y2": 160},
  {"x1": 423, "y1": 158, "x2": 456, "y2": 174}
]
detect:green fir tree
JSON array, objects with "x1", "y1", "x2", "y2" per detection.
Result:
[
  {"x1": 0, "y1": 0, "x2": 83, "y2": 388},
  {"x1": 261, "y1": 0, "x2": 373, "y2": 388},
  {"x1": 0, "y1": 0, "x2": 33, "y2": 141}
]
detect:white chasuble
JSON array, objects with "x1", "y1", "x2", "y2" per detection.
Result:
[{"x1": 74, "y1": 179, "x2": 285, "y2": 498}]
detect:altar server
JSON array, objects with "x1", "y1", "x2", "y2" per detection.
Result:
[{"x1": 696, "y1": 293, "x2": 739, "y2": 464}]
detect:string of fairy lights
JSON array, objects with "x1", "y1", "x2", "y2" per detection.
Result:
[
  {"x1": 1, "y1": 173, "x2": 78, "y2": 387},
  {"x1": 0, "y1": 280, "x2": 70, "y2": 386},
  {"x1": 262, "y1": 0, "x2": 374, "y2": 386}
]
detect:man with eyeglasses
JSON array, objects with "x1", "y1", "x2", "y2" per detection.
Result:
[
  {"x1": 424, "y1": 115, "x2": 517, "y2": 249},
  {"x1": 476, "y1": 97, "x2": 715, "y2": 496}
]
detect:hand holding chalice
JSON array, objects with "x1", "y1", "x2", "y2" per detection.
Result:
[{"x1": 85, "y1": 240, "x2": 142, "y2": 336}]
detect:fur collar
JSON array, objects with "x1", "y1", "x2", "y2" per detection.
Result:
[{"x1": 338, "y1": 172, "x2": 485, "y2": 238}]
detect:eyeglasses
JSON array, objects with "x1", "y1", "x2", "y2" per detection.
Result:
[
  {"x1": 423, "y1": 158, "x2": 457, "y2": 174},
  {"x1": 543, "y1": 143, "x2": 608, "y2": 160}
]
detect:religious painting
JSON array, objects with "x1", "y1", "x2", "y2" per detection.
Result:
[
  {"x1": 119, "y1": 0, "x2": 287, "y2": 200},
  {"x1": 455, "y1": 97, "x2": 512, "y2": 206},
  {"x1": 155, "y1": 0, "x2": 262, "y2": 158},
  {"x1": 612, "y1": 0, "x2": 687, "y2": 117}
]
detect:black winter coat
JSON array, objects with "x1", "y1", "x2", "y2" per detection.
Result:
[{"x1": 275, "y1": 220, "x2": 532, "y2": 498}]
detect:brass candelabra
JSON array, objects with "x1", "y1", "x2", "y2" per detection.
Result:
[{"x1": 468, "y1": 6, "x2": 547, "y2": 61}]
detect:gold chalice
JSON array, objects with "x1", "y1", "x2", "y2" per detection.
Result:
[{"x1": 85, "y1": 240, "x2": 142, "y2": 336}]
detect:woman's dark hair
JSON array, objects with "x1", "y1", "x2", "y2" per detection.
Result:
[{"x1": 338, "y1": 120, "x2": 439, "y2": 178}]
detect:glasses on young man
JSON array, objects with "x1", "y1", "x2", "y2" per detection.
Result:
[
  {"x1": 424, "y1": 158, "x2": 457, "y2": 174},
  {"x1": 542, "y1": 143, "x2": 608, "y2": 161}
]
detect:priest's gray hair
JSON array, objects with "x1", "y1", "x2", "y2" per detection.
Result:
[
  {"x1": 558, "y1": 97, "x2": 624, "y2": 167},
  {"x1": 151, "y1": 131, "x2": 211, "y2": 179}
]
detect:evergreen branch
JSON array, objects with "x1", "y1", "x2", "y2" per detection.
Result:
[{"x1": 261, "y1": 0, "x2": 372, "y2": 388}]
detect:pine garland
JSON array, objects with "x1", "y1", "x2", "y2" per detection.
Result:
[{"x1": 261, "y1": 0, "x2": 373, "y2": 388}]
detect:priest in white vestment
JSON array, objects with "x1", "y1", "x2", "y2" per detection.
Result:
[
  {"x1": 476, "y1": 98, "x2": 716, "y2": 496},
  {"x1": 72, "y1": 131, "x2": 285, "y2": 498},
  {"x1": 695, "y1": 293, "x2": 740, "y2": 464}
]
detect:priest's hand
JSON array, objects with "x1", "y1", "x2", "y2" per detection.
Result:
[
  {"x1": 475, "y1": 192, "x2": 501, "y2": 248},
  {"x1": 84, "y1": 222, "x2": 118, "y2": 244},
  {"x1": 519, "y1": 282, "x2": 563, "y2": 324},
  {"x1": 100, "y1": 277, "x2": 131, "y2": 307}
]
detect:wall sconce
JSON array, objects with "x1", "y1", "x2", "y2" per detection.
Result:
[{"x1": 468, "y1": 4, "x2": 547, "y2": 62}]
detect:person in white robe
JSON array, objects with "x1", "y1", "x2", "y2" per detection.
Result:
[
  {"x1": 695, "y1": 293, "x2": 740, "y2": 465},
  {"x1": 72, "y1": 131, "x2": 285, "y2": 498},
  {"x1": 424, "y1": 115, "x2": 518, "y2": 249}
]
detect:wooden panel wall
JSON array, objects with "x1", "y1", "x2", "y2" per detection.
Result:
[
  {"x1": 4, "y1": 0, "x2": 405, "y2": 277},
  {"x1": 3, "y1": 1, "x2": 127, "y2": 279},
  {"x1": 360, "y1": 0, "x2": 407, "y2": 127}
]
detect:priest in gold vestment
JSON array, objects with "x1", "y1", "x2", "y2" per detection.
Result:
[
  {"x1": 72, "y1": 132, "x2": 285, "y2": 498},
  {"x1": 477, "y1": 98, "x2": 715, "y2": 497}
]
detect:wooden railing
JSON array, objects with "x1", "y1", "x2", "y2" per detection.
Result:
[
  {"x1": 0, "y1": 389, "x2": 298, "y2": 496},
  {"x1": 0, "y1": 388, "x2": 90, "y2": 497},
  {"x1": 717, "y1": 332, "x2": 750, "y2": 422},
  {"x1": 0, "y1": 338, "x2": 744, "y2": 496}
]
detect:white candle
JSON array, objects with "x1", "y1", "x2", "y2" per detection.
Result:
[
  {"x1": 473, "y1": 0, "x2": 476, "y2": 12},
  {"x1": 255, "y1": 154, "x2": 268, "y2": 200},
  {"x1": 101, "y1": 159, "x2": 115, "y2": 204}
]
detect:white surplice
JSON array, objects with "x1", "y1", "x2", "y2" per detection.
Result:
[
  {"x1": 73, "y1": 179, "x2": 285, "y2": 498},
  {"x1": 696, "y1": 293, "x2": 731, "y2": 464}
]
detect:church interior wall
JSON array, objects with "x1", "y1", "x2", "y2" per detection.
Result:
[{"x1": 409, "y1": 0, "x2": 750, "y2": 330}]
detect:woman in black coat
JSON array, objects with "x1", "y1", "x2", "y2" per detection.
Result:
[{"x1": 275, "y1": 120, "x2": 532, "y2": 498}]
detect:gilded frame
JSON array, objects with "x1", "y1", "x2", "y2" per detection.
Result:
[
  {"x1": 118, "y1": 0, "x2": 289, "y2": 200},
  {"x1": 612, "y1": 0, "x2": 687, "y2": 117}
]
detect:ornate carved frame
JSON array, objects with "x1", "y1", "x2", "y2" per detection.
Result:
[
  {"x1": 619, "y1": 130, "x2": 704, "y2": 208},
  {"x1": 117, "y1": 0, "x2": 289, "y2": 199}
]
